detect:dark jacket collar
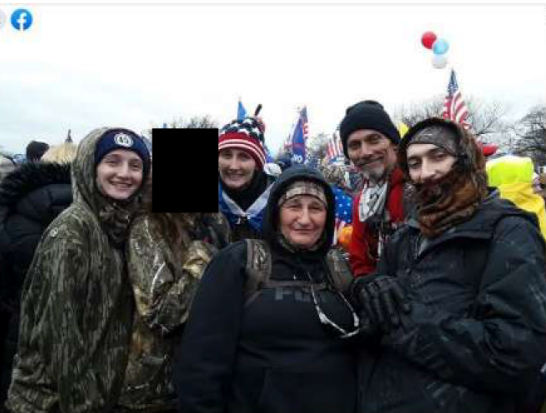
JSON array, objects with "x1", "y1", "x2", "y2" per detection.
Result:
[{"x1": 407, "y1": 189, "x2": 538, "y2": 253}]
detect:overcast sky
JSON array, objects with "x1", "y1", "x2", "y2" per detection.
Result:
[{"x1": 1, "y1": 3, "x2": 545, "y2": 155}]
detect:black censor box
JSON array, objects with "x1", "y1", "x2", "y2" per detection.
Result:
[{"x1": 151, "y1": 128, "x2": 218, "y2": 213}]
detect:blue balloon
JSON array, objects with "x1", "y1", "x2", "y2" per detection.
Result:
[{"x1": 432, "y1": 39, "x2": 449, "y2": 55}]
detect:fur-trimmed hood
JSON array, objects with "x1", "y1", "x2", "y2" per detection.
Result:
[{"x1": 0, "y1": 162, "x2": 71, "y2": 209}]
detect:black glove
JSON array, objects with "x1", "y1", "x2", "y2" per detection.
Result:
[{"x1": 356, "y1": 275, "x2": 412, "y2": 333}]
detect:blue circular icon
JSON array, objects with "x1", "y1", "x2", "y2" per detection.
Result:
[{"x1": 11, "y1": 8, "x2": 33, "y2": 31}]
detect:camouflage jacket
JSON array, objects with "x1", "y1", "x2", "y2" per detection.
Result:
[
  {"x1": 118, "y1": 213, "x2": 222, "y2": 411},
  {"x1": 6, "y1": 128, "x2": 143, "y2": 413}
]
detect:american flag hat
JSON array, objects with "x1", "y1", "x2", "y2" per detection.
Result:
[{"x1": 219, "y1": 117, "x2": 266, "y2": 170}]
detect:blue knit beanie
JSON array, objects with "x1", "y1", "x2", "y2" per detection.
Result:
[{"x1": 95, "y1": 129, "x2": 151, "y2": 178}]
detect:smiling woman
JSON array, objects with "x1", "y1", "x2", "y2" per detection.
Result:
[
  {"x1": 217, "y1": 117, "x2": 276, "y2": 241},
  {"x1": 4, "y1": 127, "x2": 152, "y2": 413},
  {"x1": 278, "y1": 182, "x2": 328, "y2": 249},
  {"x1": 94, "y1": 131, "x2": 150, "y2": 202},
  {"x1": 218, "y1": 148, "x2": 256, "y2": 190},
  {"x1": 174, "y1": 165, "x2": 360, "y2": 413},
  {"x1": 96, "y1": 150, "x2": 144, "y2": 200}
]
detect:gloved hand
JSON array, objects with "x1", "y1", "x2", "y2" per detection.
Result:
[{"x1": 355, "y1": 274, "x2": 412, "y2": 333}]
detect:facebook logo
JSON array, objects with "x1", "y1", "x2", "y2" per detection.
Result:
[{"x1": 11, "y1": 9, "x2": 33, "y2": 31}]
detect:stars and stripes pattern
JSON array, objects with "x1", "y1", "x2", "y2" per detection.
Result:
[
  {"x1": 332, "y1": 185, "x2": 353, "y2": 245},
  {"x1": 442, "y1": 69, "x2": 470, "y2": 129},
  {"x1": 327, "y1": 131, "x2": 344, "y2": 163}
]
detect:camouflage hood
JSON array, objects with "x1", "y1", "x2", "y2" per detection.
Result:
[
  {"x1": 6, "y1": 129, "x2": 140, "y2": 413},
  {"x1": 73, "y1": 127, "x2": 147, "y2": 245}
]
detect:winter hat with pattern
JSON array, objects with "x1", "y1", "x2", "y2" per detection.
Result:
[
  {"x1": 218, "y1": 117, "x2": 266, "y2": 170},
  {"x1": 408, "y1": 125, "x2": 458, "y2": 156},
  {"x1": 278, "y1": 180, "x2": 327, "y2": 208}
]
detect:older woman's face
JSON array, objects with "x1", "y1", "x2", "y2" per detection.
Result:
[
  {"x1": 280, "y1": 195, "x2": 327, "y2": 249},
  {"x1": 219, "y1": 148, "x2": 256, "y2": 190}
]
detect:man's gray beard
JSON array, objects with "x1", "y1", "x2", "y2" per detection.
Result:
[{"x1": 362, "y1": 164, "x2": 392, "y2": 184}]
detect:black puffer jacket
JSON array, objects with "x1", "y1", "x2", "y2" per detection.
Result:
[
  {"x1": 358, "y1": 193, "x2": 546, "y2": 413},
  {"x1": 175, "y1": 165, "x2": 358, "y2": 413},
  {"x1": 0, "y1": 162, "x2": 72, "y2": 404}
]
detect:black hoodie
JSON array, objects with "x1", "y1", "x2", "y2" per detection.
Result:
[{"x1": 174, "y1": 165, "x2": 358, "y2": 413}]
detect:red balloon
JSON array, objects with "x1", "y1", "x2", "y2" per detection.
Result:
[
  {"x1": 480, "y1": 143, "x2": 499, "y2": 157},
  {"x1": 421, "y1": 31, "x2": 437, "y2": 49}
]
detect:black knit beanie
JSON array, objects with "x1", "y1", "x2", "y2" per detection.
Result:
[{"x1": 339, "y1": 100, "x2": 400, "y2": 157}]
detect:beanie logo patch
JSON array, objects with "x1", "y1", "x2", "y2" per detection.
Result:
[{"x1": 114, "y1": 133, "x2": 134, "y2": 148}]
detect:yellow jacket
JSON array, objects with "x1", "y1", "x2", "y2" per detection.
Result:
[{"x1": 487, "y1": 155, "x2": 546, "y2": 239}]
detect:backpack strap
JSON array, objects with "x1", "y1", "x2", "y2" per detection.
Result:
[
  {"x1": 244, "y1": 240, "x2": 336, "y2": 306},
  {"x1": 325, "y1": 247, "x2": 354, "y2": 295},
  {"x1": 244, "y1": 239, "x2": 271, "y2": 307}
]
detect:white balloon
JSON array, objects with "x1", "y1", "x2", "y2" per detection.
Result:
[{"x1": 432, "y1": 53, "x2": 448, "y2": 69}]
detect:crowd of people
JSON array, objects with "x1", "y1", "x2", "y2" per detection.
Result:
[{"x1": 1, "y1": 102, "x2": 546, "y2": 413}]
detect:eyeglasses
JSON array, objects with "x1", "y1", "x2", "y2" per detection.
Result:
[{"x1": 306, "y1": 272, "x2": 361, "y2": 339}]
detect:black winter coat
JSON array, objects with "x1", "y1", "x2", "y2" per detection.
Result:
[
  {"x1": 358, "y1": 194, "x2": 546, "y2": 413},
  {"x1": 175, "y1": 165, "x2": 359, "y2": 413},
  {"x1": 0, "y1": 162, "x2": 72, "y2": 404}
]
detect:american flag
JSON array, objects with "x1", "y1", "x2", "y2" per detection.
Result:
[
  {"x1": 326, "y1": 131, "x2": 344, "y2": 163},
  {"x1": 302, "y1": 107, "x2": 309, "y2": 139},
  {"x1": 283, "y1": 107, "x2": 309, "y2": 151},
  {"x1": 442, "y1": 69, "x2": 470, "y2": 129},
  {"x1": 331, "y1": 186, "x2": 353, "y2": 246}
]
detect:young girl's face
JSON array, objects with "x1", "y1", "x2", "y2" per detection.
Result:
[{"x1": 96, "y1": 149, "x2": 143, "y2": 200}]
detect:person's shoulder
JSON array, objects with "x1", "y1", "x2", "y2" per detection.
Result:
[
  {"x1": 129, "y1": 213, "x2": 153, "y2": 234},
  {"x1": 41, "y1": 204, "x2": 97, "y2": 243},
  {"x1": 476, "y1": 196, "x2": 541, "y2": 240},
  {"x1": 127, "y1": 214, "x2": 157, "y2": 248},
  {"x1": 215, "y1": 239, "x2": 248, "y2": 260},
  {"x1": 202, "y1": 240, "x2": 250, "y2": 281},
  {"x1": 1, "y1": 162, "x2": 70, "y2": 209},
  {"x1": 493, "y1": 210, "x2": 540, "y2": 236},
  {"x1": 486, "y1": 196, "x2": 538, "y2": 225}
]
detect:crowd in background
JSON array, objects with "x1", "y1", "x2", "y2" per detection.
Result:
[{"x1": 1, "y1": 101, "x2": 546, "y2": 413}]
